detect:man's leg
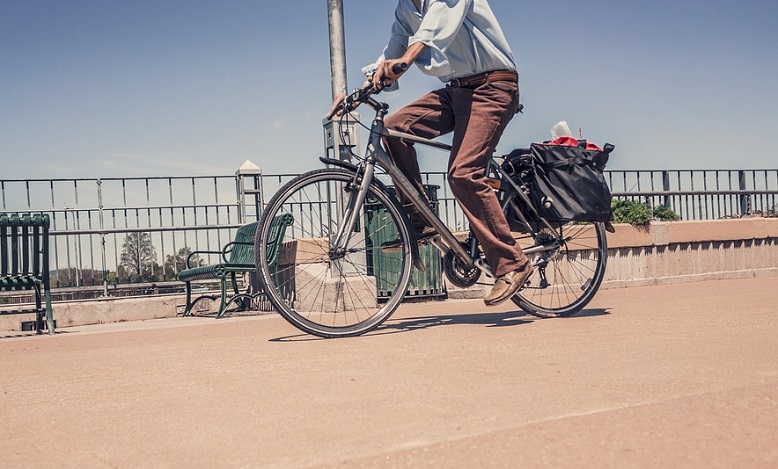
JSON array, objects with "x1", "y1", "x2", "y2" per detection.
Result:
[
  {"x1": 447, "y1": 80, "x2": 529, "y2": 279},
  {"x1": 383, "y1": 89, "x2": 455, "y2": 230}
]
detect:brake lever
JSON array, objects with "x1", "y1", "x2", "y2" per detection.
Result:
[{"x1": 328, "y1": 84, "x2": 374, "y2": 120}]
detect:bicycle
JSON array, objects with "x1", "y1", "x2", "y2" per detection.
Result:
[{"x1": 254, "y1": 76, "x2": 608, "y2": 338}]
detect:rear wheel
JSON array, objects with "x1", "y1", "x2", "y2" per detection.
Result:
[
  {"x1": 505, "y1": 198, "x2": 608, "y2": 317},
  {"x1": 255, "y1": 168, "x2": 414, "y2": 338}
]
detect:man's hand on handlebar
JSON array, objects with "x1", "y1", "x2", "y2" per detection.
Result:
[
  {"x1": 328, "y1": 91, "x2": 348, "y2": 119},
  {"x1": 327, "y1": 62, "x2": 408, "y2": 119},
  {"x1": 373, "y1": 60, "x2": 408, "y2": 92},
  {"x1": 328, "y1": 79, "x2": 371, "y2": 119}
]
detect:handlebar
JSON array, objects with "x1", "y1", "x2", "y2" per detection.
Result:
[
  {"x1": 328, "y1": 62, "x2": 408, "y2": 119},
  {"x1": 391, "y1": 62, "x2": 409, "y2": 75}
]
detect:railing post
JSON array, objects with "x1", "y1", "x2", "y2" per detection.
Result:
[
  {"x1": 236, "y1": 160, "x2": 263, "y2": 223},
  {"x1": 97, "y1": 179, "x2": 109, "y2": 297},
  {"x1": 738, "y1": 170, "x2": 749, "y2": 216},
  {"x1": 662, "y1": 170, "x2": 670, "y2": 207}
]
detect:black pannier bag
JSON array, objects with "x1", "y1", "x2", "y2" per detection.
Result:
[{"x1": 501, "y1": 139, "x2": 615, "y2": 223}]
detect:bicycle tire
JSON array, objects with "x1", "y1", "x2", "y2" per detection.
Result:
[
  {"x1": 254, "y1": 168, "x2": 414, "y2": 338},
  {"x1": 504, "y1": 196, "x2": 608, "y2": 317}
]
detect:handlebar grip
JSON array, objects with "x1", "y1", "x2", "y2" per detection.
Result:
[{"x1": 392, "y1": 62, "x2": 409, "y2": 74}]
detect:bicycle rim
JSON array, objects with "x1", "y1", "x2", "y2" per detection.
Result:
[
  {"x1": 511, "y1": 221, "x2": 607, "y2": 318},
  {"x1": 255, "y1": 169, "x2": 413, "y2": 338}
]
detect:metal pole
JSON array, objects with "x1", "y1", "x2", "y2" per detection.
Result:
[
  {"x1": 327, "y1": 0, "x2": 348, "y2": 99},
  {"x1": 738, "y1": 170, "x2": 749, "y2": 216},
  {"x1": 97, "y1": 179, "x2": 109, "y2": 296},
  {"x1": 324, "y1": 0, "x2": 359, "y2": 164}
]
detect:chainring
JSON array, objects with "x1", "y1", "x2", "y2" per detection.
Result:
[{"x1": 443, "y1": 243, "x2": 481, "y2": 288}]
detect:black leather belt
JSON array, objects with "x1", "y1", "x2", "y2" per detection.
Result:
[{"x1": 448, "y1": 70, "x2": 518, "y2": 88}]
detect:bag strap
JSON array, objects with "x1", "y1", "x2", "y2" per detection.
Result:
[{"x1": 543, "y1": 156, "x2": 595, "y2": 171}]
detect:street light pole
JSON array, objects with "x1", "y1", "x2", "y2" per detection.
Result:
[
  {"x1": 324, "y1": 0, "x2": 359, "y2": 163},
  {"x1": 327, "y1": 0, "x2": 348, "y2": 100}
]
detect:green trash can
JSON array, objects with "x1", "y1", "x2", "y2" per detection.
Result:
[{"x1": 365, "y1": 185, "x2": 447, "y2": 300}]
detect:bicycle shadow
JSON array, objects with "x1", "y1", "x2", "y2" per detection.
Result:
[
  {"x1": 380, "y1": 307, "x2": 610, "y2": 335},
  {"x1": 270, "y1": 307, "x2": 610, "y2": 342}
]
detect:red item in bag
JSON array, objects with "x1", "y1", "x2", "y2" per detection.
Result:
[{"x1": 547, "y1": 136, "x2": 603, "y2": 152}]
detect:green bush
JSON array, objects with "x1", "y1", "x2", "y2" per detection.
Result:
[
  {"x1": 610, "y1": 199, "x2": 681, "y2": 225},
  {"x1": 652, "y1": 204, "x2": 680, "y2": 221},
  {"x1": 611, "y1": 199, "x2": 652, "y2": 225}
]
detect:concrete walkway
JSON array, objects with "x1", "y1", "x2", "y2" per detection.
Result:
[{"x1": 1, "y1": 277, "x2": 777, "y2": 468}]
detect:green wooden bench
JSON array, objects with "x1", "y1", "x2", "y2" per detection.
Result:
[
  {"x1": 0, "y1": 213, "x2": 55, "y2": 334},
  {"x1": 178, "y1": 214, "x2": 293, "y2": 318}
]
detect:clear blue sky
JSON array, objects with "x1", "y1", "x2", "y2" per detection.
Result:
[{"x1": 2, "y1": 0, "x2": 777, "y2": 179}]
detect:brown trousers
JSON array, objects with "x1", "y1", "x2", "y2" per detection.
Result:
[{"x1": 383, "y1": 77, "x2": 528, "y2": 277}]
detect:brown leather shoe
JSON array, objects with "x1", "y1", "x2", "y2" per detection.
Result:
[{"x1": 483, "y1": 262, "x2": 534, "y2": 306}]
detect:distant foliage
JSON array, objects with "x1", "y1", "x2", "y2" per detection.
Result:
[
  {"x1": 611, "y1": 199, "x2": 652, "y2": 225},
  {"x1": 611, "y1": 199, "x2": 681, "y2": 225},
  {"x1": 163, "y1": 247, "x2": 203, "y2": 281},
  {"x1": 652, "y1": 204, "x2": 680, "y2": 221},
  {"x1": 49, "y1": 268, "x2": 103, "y2": 288}
]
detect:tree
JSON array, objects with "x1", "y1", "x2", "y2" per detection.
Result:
[
  {"x1": 119, "y1": 232, "x2": 158, "y2": 282},
  {"x1": 49, "y1": 268, "x2": 103, "y2": 287},
  {"x1": 163, "y1": 246, "x2": 202, "y2": 281},
  {"x1": 105, "y1": 270, "x2": 119, "y2": 286}
]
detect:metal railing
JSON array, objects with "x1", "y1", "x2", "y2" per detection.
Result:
[
  {"x1": 1, "y1": 174, "x2": 261, "y2": 302},
  {"x1": 393, "y1": 169, "x2": 778, "y2": 224},
  {"x1": 607, "y1": 169, "x2": 778, "y2": 220},
  {"x1": 2, "y1": 167, "x2": 777, "y2": 305}
]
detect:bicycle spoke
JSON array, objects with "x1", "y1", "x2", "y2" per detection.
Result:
[
  {"x1": 511, "y1": 218, "x2": 608, "y2": 317},
  {"x1": 255, "y1": 169, "x2": 413, "y2": 337}
]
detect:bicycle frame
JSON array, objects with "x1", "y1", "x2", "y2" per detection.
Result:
[
  {"x1": 328, "y1": 94, "x2": 563, "y2": 277},
  {"x1": 336, "y1": 101, "x2": 481, "y2": 273}
]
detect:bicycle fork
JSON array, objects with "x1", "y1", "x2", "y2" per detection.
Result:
[{"x1": 330, "y1": 162, "x2": 376, "y2": 257}]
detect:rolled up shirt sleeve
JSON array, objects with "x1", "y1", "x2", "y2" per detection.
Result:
[
  {"x1": 409, "y1": 0, "x2": 470, "y2": 56},
  {"x1": 362, "y1": 4, "x2": 414, "y2": 90}
]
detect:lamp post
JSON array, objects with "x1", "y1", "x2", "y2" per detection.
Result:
[
  {"x1": 324, "y1": 0, "x2": 359, "y2": 162},
  {"x1": 327, "y1": 0, "x2": 347, "y2": 100}
]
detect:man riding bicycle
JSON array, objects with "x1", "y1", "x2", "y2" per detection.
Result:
[{"x1": 335, "y1": 0, "x2": 532, "y2": 306}]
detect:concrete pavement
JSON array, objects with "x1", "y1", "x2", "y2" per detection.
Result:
[{"x1": 1, "y1": 277, "x2": 777, "y2": 468}]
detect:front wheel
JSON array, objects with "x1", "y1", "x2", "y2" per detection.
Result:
[
  {"x1": 254, "y1": 168, "x2": 414, "y2": 338},
  {"x1": 508, "y1": 214, "x2": 608, "y2": 318}
]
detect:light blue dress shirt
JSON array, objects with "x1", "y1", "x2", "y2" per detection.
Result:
[{"x1": 365, "y1": 0, "x2": 517, "y2": 84}]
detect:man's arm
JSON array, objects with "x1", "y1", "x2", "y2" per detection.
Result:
[{"x1": 373, "y1": 42, "x2": 426, "y2": 90}]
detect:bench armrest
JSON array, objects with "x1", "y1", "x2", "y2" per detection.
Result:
[
  {"x1": 221, "y1": 241, "x2": 254, "y2": 263},
  {"x1": 186, "y1": 249, "x2": 222, "y2": 269}
]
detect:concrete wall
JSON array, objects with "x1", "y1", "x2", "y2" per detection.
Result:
[
  {"x1": 604, "y1": 218, "x2": 778, "y2": 288},
  {"x1": 1, "y1": 295, "x2": 186, "y2": 334},
  {"x1": 2, "y1": 218, "x2": 776, "y2": 332},
  {"x1": 448, "y1": 218, "x2": 778, "y2": 299}
]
